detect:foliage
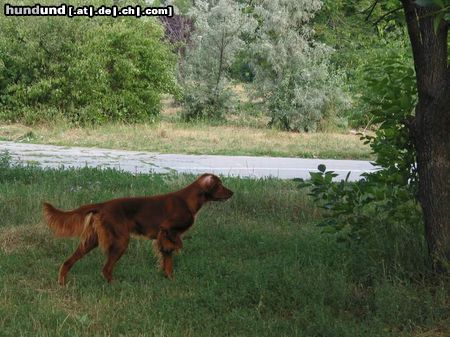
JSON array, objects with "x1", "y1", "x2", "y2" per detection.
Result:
[
  {"x1": 180, "y1": 0, "x2": 256, "y2": 121},
  {"x1": 299, "y1": 165, "x2": 427, "y2": 280},
  {"x1": 298, "y1": 45, "x2": 423, "y2": 278},
  {"x1": 0, "y1": 0, "x2": 177, "y2": 125},
  {"x1": 229, "y1": 50, "x2": 255, "y2": 83},
  {"x1": 314, "y1": 0, "x2": 413, "y2": 129},
  {"x1": 361, "y1": 50, "x2": 417, "y2": 186},
  {"x1": 249, "y1": 0, "x2": 351, "y2": 132}
]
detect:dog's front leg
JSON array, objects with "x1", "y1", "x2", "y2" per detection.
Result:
[
  {"x1": 153, "y1": 246, "x2": 174, "y2": 278},
  {"x1": 156, "y1": 228, "x2": 183, "y2": 278},
  {"x1": 161, "y1": 251, "x2": 174, "y2": 278}
]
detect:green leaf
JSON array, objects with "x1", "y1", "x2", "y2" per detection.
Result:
[
  {"x1": 309, "y1": 172, "x2": 324, "y2": 183},
  {"x1": 325, "y1": 172, "x2": 336, "y2": 183}
]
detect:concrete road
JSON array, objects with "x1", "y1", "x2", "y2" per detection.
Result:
[{"x1": 0, "y1": 141, "x2": 378, "y2": 181}]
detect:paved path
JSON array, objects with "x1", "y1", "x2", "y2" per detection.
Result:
[{"x1": 0, "y1": 141, "x2": 377, "y2": 181}]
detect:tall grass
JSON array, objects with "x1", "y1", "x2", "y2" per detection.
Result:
[{"x1": 0, "y1": 156, "x2": 448, "y2": 336}]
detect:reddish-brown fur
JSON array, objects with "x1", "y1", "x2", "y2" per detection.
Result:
[{"x1": 43, "y1": 173, "x2": 233, "y2": 285}]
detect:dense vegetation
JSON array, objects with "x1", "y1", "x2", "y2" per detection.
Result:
[
  {"x1": 0, "y1": 156, "x2": 448, "y2": 337},
  {"x1": 0, "y1": 0, "x2": 415, "y2": 131},
  {"x1": 0, "y1": 0, "x2": 177, "y2": 125},
  {"x1": 180, "y1": 0, "x2": 351, "y2": 131},
  {"x1": 313, "y1": 0, "x2": 415, "y2": 128}
]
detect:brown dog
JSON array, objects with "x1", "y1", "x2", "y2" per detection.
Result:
[{"x1": 43, "y1": 173, "x2": 233, "y2": 285}]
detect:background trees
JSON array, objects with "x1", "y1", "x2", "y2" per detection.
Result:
[
  {"x1": 180, "y1": 0, "x2": 256, "y2": 120},
  {"x1": 1, "y1": 0, "x2": 416, "y2": 132},
  {"x1": 247, "y1": 0, "x2": 350, "y2": 132}
]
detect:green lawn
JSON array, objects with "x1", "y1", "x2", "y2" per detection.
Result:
[{"x1": 0, "y1": 158, "x2": 448, "y2": 337}]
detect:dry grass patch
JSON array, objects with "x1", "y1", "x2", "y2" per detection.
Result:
[
  {"x1": 410, "y1": 323, "x2": 450, "y2": 337},
  {"x1": 0, "y1": 122, "x2": 372, "y2": 159},
  {"x1": 0, "y1": 124, "x2": 33, "y2": 141},
  {"x1": 0, "y1": 223, "x2": 49, "y2": 254}
]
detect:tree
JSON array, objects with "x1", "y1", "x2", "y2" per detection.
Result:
[
  {"x1": 249, "y1": 0, "x2": 350, "y2": 131},
  {"x1": 180, "y1": 0, "x2": 256, "y2": 120},
  {"x1": 398, "y1": 0, "x2": 450, "y2": 271},
  {"x1": 303, "y1": 0, "x2": 449, "y2": 274}
]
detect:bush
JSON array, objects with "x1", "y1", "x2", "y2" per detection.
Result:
[
  {"x1": 0, "y1": 0, "x2": 177, "y2": 125},
  {"x1": 361, "y1": 50, "x2": 417, "y2": 184},
  {"x1": 299, "y1": 165, "x2": 427, "y2": 282},
  {"x1": 182, "y1": 83, "x2": 236, "y2": 121},
  {"x1": 265, "y1": 67, "x2": 350, "y2": 132}
]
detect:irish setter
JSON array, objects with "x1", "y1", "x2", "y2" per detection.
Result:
[{"x1": 43, "y1": 173, "x2": 233, "y2": 285}]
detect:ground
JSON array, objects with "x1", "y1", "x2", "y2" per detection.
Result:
[{"x1": 0, "y1": 161, "x2": 448, "y2": 337}]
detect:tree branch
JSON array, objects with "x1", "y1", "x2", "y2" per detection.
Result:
[
  {"x1": 373, "y1": 6, "x2": 403, "y2": 26},
  {"x1": 365, "y1": 0, "x2": 379, "y2": 21}
]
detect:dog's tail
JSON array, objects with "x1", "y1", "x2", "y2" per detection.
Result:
[{"x1": 43, "y1": 202, "x2": 101, "y2": 238}]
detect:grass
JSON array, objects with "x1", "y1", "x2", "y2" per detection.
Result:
[
  {"x1": 0, "y1": 159, "x2": 448, "y2": 336},
  {"x1": 0, "y1": 121, "x2": 372, "y2": 160}
]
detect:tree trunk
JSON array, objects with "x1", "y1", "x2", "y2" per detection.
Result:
[
  {"x1": 415, "y1": 85, "x2": 450, "y2": 272},
  {"x1": 401, "y1": 1, "x2": 450, "y2": 271}
]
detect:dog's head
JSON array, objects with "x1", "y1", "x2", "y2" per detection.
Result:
[{"x1": 197, "y1": 173, "x2": 233, "y2": 201}]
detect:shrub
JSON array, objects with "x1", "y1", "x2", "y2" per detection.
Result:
[
  {"x1": 0, "y1": 0, "x2": 177, "y2": 125},
  {"x1": 299, "y1": 165, "x2": 427, "y2": 282}
]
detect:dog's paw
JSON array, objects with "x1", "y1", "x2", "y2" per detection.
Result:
[
  {"x1": 58, "y1": 275, "x2": 67, "y2": 286},
  {"x1": 164, "y1": 272, "x2": 174, "y2": 279}
]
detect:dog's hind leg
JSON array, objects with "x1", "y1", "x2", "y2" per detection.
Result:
[
  {"x1": 101, "y1": 237, "x2": 129, "y2": 283},
  {"x1": 58, "y1": 238, "x2": 98, "y2": 285}
]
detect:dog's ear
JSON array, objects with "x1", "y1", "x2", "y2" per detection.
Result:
[{"x1": 198, "y1": 174, "x2": 216, "y2": 191}]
